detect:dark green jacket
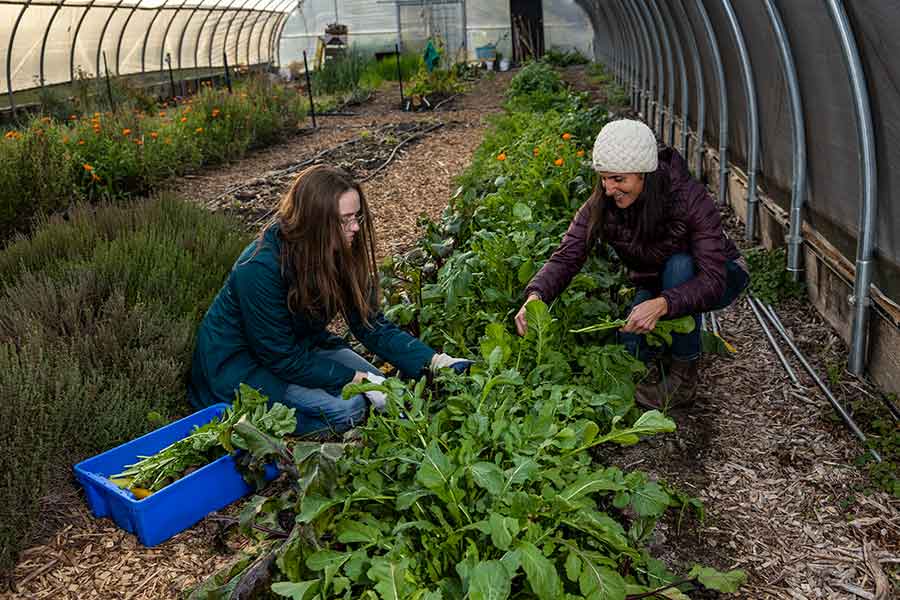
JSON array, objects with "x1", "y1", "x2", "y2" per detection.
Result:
[{"x1": 189, "y1": 224, "x2": 435, "y2": 408}]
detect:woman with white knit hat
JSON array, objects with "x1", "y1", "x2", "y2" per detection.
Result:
[{"x1": 515, "y1": 119, "x2": 749, "y2": 410}]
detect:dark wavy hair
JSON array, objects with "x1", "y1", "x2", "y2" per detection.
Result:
[
  {"x1": 256, "y1": 165, "x2": 378, "y2": 326},
  {"x1": 585, "y1": 169, "x2": 671, "y2": 251}
]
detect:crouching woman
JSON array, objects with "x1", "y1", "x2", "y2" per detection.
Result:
[
  {"x1": 189, "y1": 165, "x2": 467, "y2": 436},
  {"x1": 516, "y1": 119, "x2": 749, "y2": 410}
]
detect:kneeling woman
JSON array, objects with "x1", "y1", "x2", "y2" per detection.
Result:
[
  {"x1": 516, "y1": 119, "x2": 749, "y2": 410},
  {"x1": 190, "y1": 165, "x2": 467, "y2": 436}
]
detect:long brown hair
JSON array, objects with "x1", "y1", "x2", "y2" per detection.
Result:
[
  {"x1": 258, "y1": 165, "x2": 378, "y2": 326},
  {"x1": 585, "y1": 170, "x2": 670, "y2": 251}
]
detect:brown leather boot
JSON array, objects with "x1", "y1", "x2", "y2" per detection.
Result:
[{"x1": 634, "y1": 358, "x2": 699, "y2": 411}]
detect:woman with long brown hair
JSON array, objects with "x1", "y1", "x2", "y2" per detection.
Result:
[
  {"x1": 190, "y1": 165, "x2": 469, "y2": 436},
  {"x1": 515, "y1": 119, "x2": 749, "y2": 410}
]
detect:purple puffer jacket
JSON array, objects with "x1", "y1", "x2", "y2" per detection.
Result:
[{"x1": 524, "y1": 147, "x2": 742, "y2": 318}]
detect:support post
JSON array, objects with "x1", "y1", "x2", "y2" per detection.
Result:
[{"x1": 303, "y1": 49, "x2": 316, "y2": 128}]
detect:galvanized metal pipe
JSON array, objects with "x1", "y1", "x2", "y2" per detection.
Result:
[
  {"x1": 632, "y1": 0, "x2": 665, "y2": 138},
  {"x1": 615, "y1": 0, "x2": 649, "y2": 118},
  {"x1": 647, "y1": 0, "x2": 676, "y2": 146},
  {"x1": 611, "y1": 0, "x2": 642, "y2": 113},
  {"x1": 5, "y1": 0, "x2": 31, "y2": 114},
  {"x1": 694, "y1": 0, "x2": 728, "y2": 206},
  {"x1": 655, "y1": 0, "x2": 688, "y2": 155},
  {"x1": 160, "y1": 1, "x2": 191, "y2": 75},
  {"x1": 95, "y1": 1, "x2": 126, "y2": 89},
  {"x1": 622, "y1": 0, "x2": 655, "y2": 125},
  {"x1": 747, "y1": 297, "x2": 801, "y2": 386},
  {"x1": 674, "y1": 0, "x2": 705, "y2": 178},
  {"x1": 761, "y1": 301, "x2": 881, "y2": 462},
  {"x1": 721, "y1": 0, "x2": 760, "y2": 241},
  {"x1": 763, "y1": 0, "x2": 807, "y2": 281},
  {"x1": 38, "y1": 0, "x2": 64, "y2": 90},
  {"x1": 825, "y1": 0, "x2": 879, "y2": 376}
]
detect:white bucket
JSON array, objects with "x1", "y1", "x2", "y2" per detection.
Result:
[
  {"x1": 499, "y1": 59, "x2": 510, "y2": 72},
  {"x1": 485, "y1": 60, "x2": 494, "y2": 71}
]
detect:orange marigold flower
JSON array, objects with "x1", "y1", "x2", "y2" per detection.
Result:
[
  {"x1": 554, "y1": 158, "x2": 564, "y2": 166},
  {"x1": 62, "y1": 136, "x2": 69, "y2": 144},
  {"x1": 576, "y1": 149, "x2": 585, "y2": 157},
  {"x1": 496, "y1": 152, "x2": 506, "y2": 161},
  {"x1": 562, "y1": 132, "x2": 572, "y2": 141},
  {"x1": 122, "y1": 128, "x2": 132, "y2": 136},
  {"x1": 91, "y1": 172, "x2": 101, "y2": 182},
  {"x1": 78, "y1": 140, "x2": 85, "y2": 145},
  {"x1": 533, "y1": 147, "x2": 540, "y2": 156},
  {"x1": 211, "y1": 108, "x2": 221, "y2": 117},
  {"x1": 180, "y1": 117, "x2": 188, "y2": 123},
  {"x1": 69, "y1": 115, "x2": 77, "y2": 120},
  {"x1": 150, "y1": 132, "x2": 159, "y2": 139},
  {"x1": 94, "y1": 112, "x2": 100, "y2": 118},
  {"x1": 195, "y1": 127, "x2": 204, "y2": 134},
  {"x1": 134, "y1": 139, "x2": 143, "y2": 146},
  {"x1": 159, "y1": 111, "x2": 166, "y2": 117},
  {"x1": 83, "y1": 163, "x2": 93, "y2": 172}
]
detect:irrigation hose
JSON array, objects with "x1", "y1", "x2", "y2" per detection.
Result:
[{"x1": 759, "y1": 299, "x2": 882, "y2": 463}]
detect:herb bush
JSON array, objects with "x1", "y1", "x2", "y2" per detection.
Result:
[
  {"x1": 187, "y1": 65, "x2": 745, "y2": 599},
  {"x1": 0, "y1": 75, "x2": 306, "y2": 240},
  {"x1": 543, "y1": 47, "x2": 591, "y2": 67},
  {"x1": 0, "y1": 195, "x2": 250, "y2": 577}
]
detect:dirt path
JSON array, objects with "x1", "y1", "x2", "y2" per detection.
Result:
[{"x1": 0, "y1": 72, "x2": 513, "y2": 600}]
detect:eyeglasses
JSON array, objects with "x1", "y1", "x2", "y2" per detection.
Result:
[{"x1": 340, "y1": 211, "x2": 364, "y2": 229}]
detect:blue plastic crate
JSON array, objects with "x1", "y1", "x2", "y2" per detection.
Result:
[{"x1": 74, "y1": 403, "x2": 278, "y2": 547}]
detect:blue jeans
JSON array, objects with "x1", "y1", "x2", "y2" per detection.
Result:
[
  {"x1": 620, "y1": 253, "x2": 749, "y2": 362},
  {"x1": 283, "y1": 347, "x2": 382, "y2": 437}
]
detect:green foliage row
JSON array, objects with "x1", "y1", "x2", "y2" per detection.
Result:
[
  {"x1": 543, "y1": 48, "x2": 591, "y2": 68},
  {"x1": 187, "y1": 64, "x2": 745, "y2": 599},
  {"x1": 0, "y1": 75, "x2": 306, "y2": 240},
  {"x1": 0, "y1": 196, "x2": 250, "y2": 576}
]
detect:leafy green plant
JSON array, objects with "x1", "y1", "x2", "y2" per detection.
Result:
[
  {"x1": 113, "y1": 385, "x2": 296, "y2": 493},
  {"x1": 543, "y1": 47, "x2": 590, "y2": 67},
  {"x1": 745, "y1": 247, "x2": 805, "y2": 306}
]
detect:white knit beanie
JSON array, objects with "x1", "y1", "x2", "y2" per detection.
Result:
[{"x1": 591, "y1": 119, "x2": 658, "y2": 173}]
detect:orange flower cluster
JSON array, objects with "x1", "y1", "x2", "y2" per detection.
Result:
[
  {"x1": 150, "y1": 132, "x2": 159, "y2": 139},
  {"x1": 562, "y1": 132, "x2": 572, "y2": 140},
  {"x1": 211, "y1": 108, "x2": 221, "y2": 118},
  {"x1": 497, "y1": 152, "x2": 507, "y2": 161},
  {"x1": 195, "y1": 127, "x2": 204, "y2": 134},
  {"x1": 83, "y1": 163, "x2": 93, "y2": 172},
  {"x1": 554, "y1": 158, "x2": 564, "y2": 166},
  {"x1": 576, "y1": 149, "x2": 585, "y2": 157},
  {"x1": 122, "y1": 128, "x2": 132, "y2": 136},
  {"x1": 4, "y1": 130, "x2": 20, "y2": 140},
  {"x1": 533, "y1": 147, "x2": 540, "y2": 156}
]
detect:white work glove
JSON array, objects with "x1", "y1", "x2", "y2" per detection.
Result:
[
  {"x1": 361, "y1": 372, "x2": 387, "y2": 410},
  {"x1": 430, "y1": 353, "x2": 473, "y2": 374}
]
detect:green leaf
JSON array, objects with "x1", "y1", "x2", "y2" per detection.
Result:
[
  {"x1": 631, "y1": 481, "x2": 670, "y2": 517},
  {"x1": 368, "y1": 558, "x2": 414, "y2": 600},
  {"x1": 564, "y1": 551, "x2": 582, "y2": 582},
  {"x1": 512, "y1": 203, "x2": 532, "y2": 221},
  {"x1": 469, "y1": 560, "x2": 512, "y2": 600},
  {"x1": 233, "y1": 416, "x2": 288, "y2": 459},
  {"x1": 504, "y1": 457, "x2": 539, "y2": 490},
  {"x1": 416, "y1": 442, "x2": 452, "y2": 492},
  {"x1": 396, "y1": 488, "x2": 432, "y2": 511},
  {"x1": 480, "y1": 323, "x2": 513, "y2": 369},
  {"x1": 337, "y1": 520, "x2": 381, "y2": 544},
  {"x1": 688, "y1": 566, "x2": 747, "y2": 593},
  {"x1": 487, "y1": 513, "x2": 520, "y2": 551},
  {"x1": 306, "y1": 549, "x2": 352, "y2": 571},
  {"x1": 517, "y1": 542, "x2": 562, "y2": 600},
  {"x1": 517, "y1": 259, "x2": 535, "y2": 284},
  {"x1": 297, "y1": 494, "x2": 342, "y2": 523},
  {"x1": 646, "y1": 316, "x2": 696, "y2": 347},
  {"x1": 470, "y1": 462, "x2": 505, "y2": 496},
  {"x1": 270, "y1": 580, "x2": 319, "y2": 600},
  {"x1": 558, "y1": 473, "x2": 624, "y2": 503},
  {"x1": 578, "y1": 560, "x2": 625, "y2": 600}
]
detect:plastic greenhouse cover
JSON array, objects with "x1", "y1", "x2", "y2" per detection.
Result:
[{"x1": 1, "y1": 0, "x2": 293, "y2": 93}]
